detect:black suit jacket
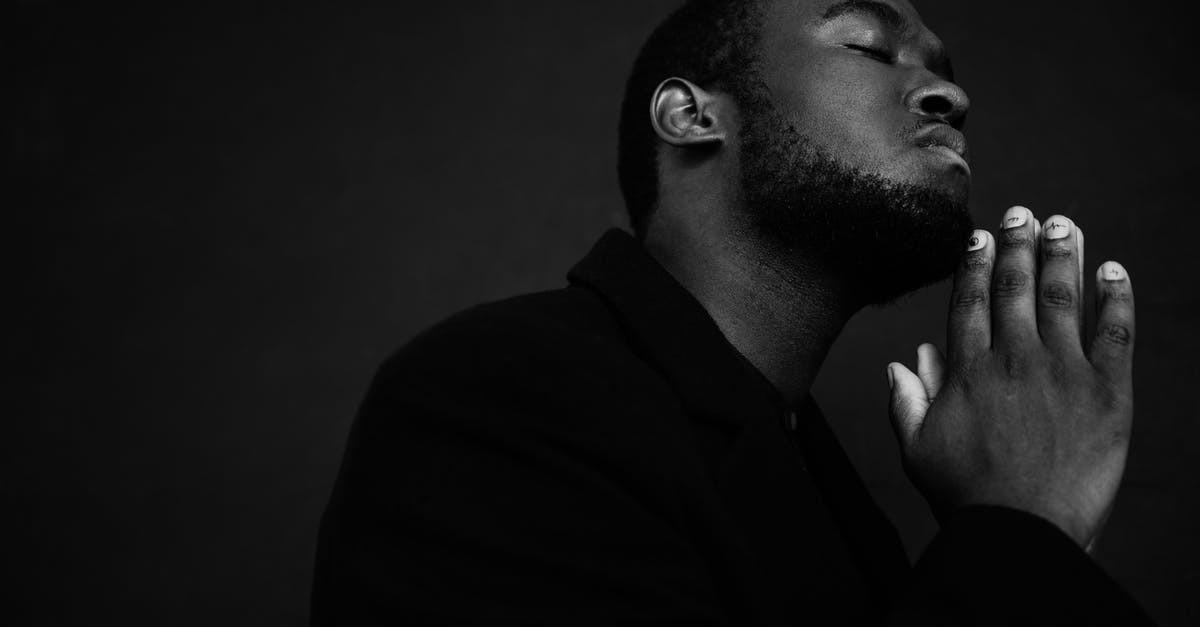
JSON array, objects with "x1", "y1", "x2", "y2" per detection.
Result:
[{"x1": 312, "y1": 229, "x2": 1151, "y2": 625}]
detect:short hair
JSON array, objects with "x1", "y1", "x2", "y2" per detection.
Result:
[{"x1": 617, "y1": 0, "x2": 767, "y2": 238}]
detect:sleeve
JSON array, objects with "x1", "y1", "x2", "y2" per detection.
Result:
[
  {"x1": 310, "y1": 314, "x2": 729, "y2": 626},
  {"x1": 888, "y1": 505, "x2": 1154, "y2": 626}
]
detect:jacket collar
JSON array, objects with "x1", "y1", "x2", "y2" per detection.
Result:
[{"x1": 567, "y1": 229, "x2": 782, "y2": 428}]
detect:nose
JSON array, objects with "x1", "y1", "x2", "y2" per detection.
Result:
[{"x1": 906, "y1": 76, "x2": 970, "y2": 128}]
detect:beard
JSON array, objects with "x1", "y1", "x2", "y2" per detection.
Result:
[{"x1": 735, "y1": 104, "x2": 974, "y2": 307}]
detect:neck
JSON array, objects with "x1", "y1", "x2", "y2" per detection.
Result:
[{"x1": 644, "y1": 218, "x2": 861, "y2": 407}]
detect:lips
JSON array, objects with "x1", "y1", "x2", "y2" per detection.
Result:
[{"x1": 916, "y1": 123, "x2": 969, "y2": 159}]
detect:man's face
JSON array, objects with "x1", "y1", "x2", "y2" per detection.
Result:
[
  {"x1": 757, "y1": 0, "x2": 971, "y2": 199},
  {"x1": 733, "y1": 0, "x2": 974, "y2": 305}
]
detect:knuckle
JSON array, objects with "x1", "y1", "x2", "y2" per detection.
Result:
[
  {"x1": 948, "y1": 362, "x2": 982, "y2": 390},
  {"x1": 1045, "y1": 356, "x2": 1069, "y2": 383},
  {"x1": 992, "y1": 269, "x2": 1032, "y2": 297},
  {"x1": 1043, "y1": 241, "x2": 1075, "y2": 260},
  {"x1": 1103, "y1": 288, "x2": 1135, "y2": 305},
  {"x1": 953, "y1": 287, "x2": 989, "y2": 310},
  {"x1": 961, "y1": 252, "x2": 991, "y2": 271},
  {"x1": 1097, "y1": 323, "x2": 1133, "y2": 347},
  {"x1": 1001, "y1": 352, "x2": 1027, "y2": 379},
  {"x1": 1093, "y1": 381, "x2": 1129, "y2": 413},
  {"x1": 997, "y1": 229, "x2": 1035, "y2": 251},
  {"x1": 1039, "y1": 281, "x2": 1075, "y2": 309}
]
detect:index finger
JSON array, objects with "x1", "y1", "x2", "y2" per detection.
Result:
[{"x1": 947, "y1": 229, "x2": 994, "y2": 365}]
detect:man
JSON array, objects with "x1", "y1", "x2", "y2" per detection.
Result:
[{"x1": 312, "y1": 0, "x2": 1150, "y2": 624}]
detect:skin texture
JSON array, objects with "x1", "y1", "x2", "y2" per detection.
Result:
[
  {"x1": 643, "y1": 0, "x2": 1136, "y2": 549},
  {"x1": 890, "y1": 212, "x2": 1135, "y2": 549},
  {"x1": 755, "y1": 0, "x2": 970, "y2": 200}
]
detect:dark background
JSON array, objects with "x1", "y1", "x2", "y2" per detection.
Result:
[{"x1": 11, "y1": 1, "x2": 1198, "y2": 624}]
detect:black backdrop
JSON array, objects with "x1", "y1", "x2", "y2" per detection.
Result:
[{"x1": 12, "y1": 1, "x2": 1199, "y2": 624}]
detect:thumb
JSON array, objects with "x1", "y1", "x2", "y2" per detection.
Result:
[{"x1": 887, "y1": 362, "x2": 930, "y2": 449}]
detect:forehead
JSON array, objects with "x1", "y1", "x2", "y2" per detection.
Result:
[{"x1": 761, "y1": 0, "x2": 945, "y2": 50}]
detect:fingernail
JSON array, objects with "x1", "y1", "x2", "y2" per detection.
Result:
[
  {"x1": 1001, "y1": 206, "x2": 1029, "y2": 230},
  {"x1": 1044, "y1": 216, "x2": 1072, "y2": 240},
  {"x1": 967, "y1": 230, "x2": 988, "y2": 251},
  {"x1": 1100, "y1": 262, "x2": 1126, "y2": 281},
  {"x1": 886, "y1": 364, "x2": 895, "y2": 390}
]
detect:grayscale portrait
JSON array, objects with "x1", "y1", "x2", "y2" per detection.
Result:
[{"x1": 14, "y1": 1, "x2": 1198, "y2": 625}]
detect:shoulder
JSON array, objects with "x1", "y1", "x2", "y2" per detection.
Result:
[
  {"x1": 385, "y1": 286, "x2": 628, "y2": 383},
  {"x1": 365, "y1": 285, "x2": 677, "y2": 424},
  {"x1": 342, "y1": 287, "x2": 691, "y2": 494}
]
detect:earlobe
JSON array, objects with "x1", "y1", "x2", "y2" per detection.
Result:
[{"x1": 650, "y1": 77, "x2": 727, "y2": 147}]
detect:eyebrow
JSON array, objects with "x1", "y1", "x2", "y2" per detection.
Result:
[{"x1": 820, "y1": 0, "x2": 907, "y2": 32}]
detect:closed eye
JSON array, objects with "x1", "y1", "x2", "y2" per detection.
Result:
[{"x1": 845, "y1": 44, "x2": 893, "y2": 63}]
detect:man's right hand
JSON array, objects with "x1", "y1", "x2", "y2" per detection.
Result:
[{"x1": 887, "y1": 206, "x2": 1136, "y2": 549}]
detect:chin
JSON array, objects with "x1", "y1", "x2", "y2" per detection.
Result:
[
  {"x1": 932, "y1": 175, "x2": 971, "y2": 205},
  {"x1": 736, "y1": 119, "x2": 975, "y2": 305},
  {"x1": 941, "y1": 163, "x2": 972, "y2": 197},
  {"x1": 888, "y1": 165, "x2": 971, "y2": 205}
]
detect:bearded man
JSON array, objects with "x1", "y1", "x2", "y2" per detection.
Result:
[{"x1": 311, "y1": 0, "x2": 1150, "y2": 624}]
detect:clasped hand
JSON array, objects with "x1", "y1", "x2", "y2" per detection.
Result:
[{"x1": 889, "y1": 206, "x2": 1135, "y2": 549}]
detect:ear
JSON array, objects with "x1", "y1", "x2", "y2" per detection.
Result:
[{"x1": 650, "y1": 77, "x2": 728, "y2": 148}]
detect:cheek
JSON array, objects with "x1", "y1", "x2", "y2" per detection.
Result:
[{"x1": 776, "y1": 63, "x2": 904, "y2": 168}]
